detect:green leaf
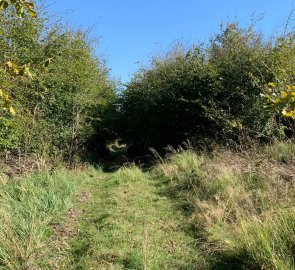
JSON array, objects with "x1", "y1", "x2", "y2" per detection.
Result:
[
  {"x1": 268, "y1": 82, "x2": 276, "y2": 87},
  {"x1": 9, "y1": 106, "x2": 16, "y2": 115},
  {"x1": 6, "y1": 61, "x2": 19, "y2": 69},
  {"x1": 0, "y1": 1, "x2": 9, "y2": 10},
  {"x1": 28, "y1": 8, "x2": 36, "y2": 17},
  {"x1": 44, "y1": 58, "x2": 52, "y2": 68}
]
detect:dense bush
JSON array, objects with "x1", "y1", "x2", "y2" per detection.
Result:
[
  {"x1": 1, "y1": 3, "x2": 295, "y2": 159},
  {"x1": 0, "y1": 6, "x2": 116, "y2": 162},
  {"x1": 262, "y1": 33, "x2": 295, "y2": 133},
  {"x1": 118, "y1": 24, "x2": 290, "y2": 150}
]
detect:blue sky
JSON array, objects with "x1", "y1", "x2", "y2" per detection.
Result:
[{"x1": 47, "y1": 0, "x2": 294, "y2": 82}]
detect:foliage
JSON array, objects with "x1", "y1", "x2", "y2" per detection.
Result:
[
  {"x1": 0, "y1": 6, "x2": 116, "y2": 160},
  {"x1": 0, "y1": 0, "x2": 36, "y2": 18},
  {"x1": 0, "y1": 0, "x2": 36, "y2": 114},
  {"x1": 118, "y1": 23, "x2": 276, "y2": 149},
  {"x1": 262, "y1": 34, "x2": 295, "y2": 122},
  {"x1": 263, "y1": 81, "x2": 295, "y2": 118}
]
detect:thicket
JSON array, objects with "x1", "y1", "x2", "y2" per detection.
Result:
[
  {"x1": 0, "y1": 5, "x2": 116, "y2": 163},
  {"x1": 118, "y1": 24, "x2": 295, "y2": 150},
  {"x1": 1, "y1": 2, "x2": 295, "y2": 161}
]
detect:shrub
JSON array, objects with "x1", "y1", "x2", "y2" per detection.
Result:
[
  {"x1": 0, "y1": 6, "x2": 116, "y2": 161},
  {"x1": 118, "y1": 23, "x2": 277, "y2": 150}
]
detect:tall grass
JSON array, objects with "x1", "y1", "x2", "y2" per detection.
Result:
[
  {"x1": 0, "y1": 170, "x2": 75, "y2": 270},
  {"x1": 155, "y1": 141, "x2": 295, "y2": 269}
]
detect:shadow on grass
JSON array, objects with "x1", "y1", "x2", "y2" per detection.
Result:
[
  {"x1": 85, "y1": 150, "x2": 156, "y2": 173},
  {"x1": 209, "y1": 252, "x2": 260, "y2": 270},
  {"x1": 151, "y1": 176, "x2": 260, "y2": 270},
  {"x1": 79, "y1": 147, "x2": 260, "y2": 270}
]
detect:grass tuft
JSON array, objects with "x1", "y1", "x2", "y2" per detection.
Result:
[
  {"x1": 155, "y1": 141, "x2": 295, "y2": 269},
  {"x1": 0, "y1": 170, "x2": 75, "y2": 270}
]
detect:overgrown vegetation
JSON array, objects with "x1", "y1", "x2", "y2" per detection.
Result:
[
  {"x1": 0, "y1": 3, "x2": 116, "y2": 164},
  {"x1": 1, "y1": 1, "x2": 295, "y2": 269},
  {"x1": 0, "y1": 170, "x2": 76, "y2": 269},
  {"x1": 117, "y1": 23, "x2": 294, "y2": 150},
  {"x1": 155, "y1": 141, "x2": 295, "y2": 269},
  {"x1": 0, "y1": 1, "x2": 294, "y2": 160}
]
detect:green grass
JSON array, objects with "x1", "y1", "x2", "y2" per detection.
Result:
[
  {"x1": 156, "y1": 141, "x2": 295, "y2": 269},
  {"x1": 0, "y1": 170, "x2": 76, "y2": 270},
  {"x1": 2, "y1": 141, "x2": 295, "y2": 269},
  {"x1": 69, "y1": 165, "x2": 207, "y2": 269}
]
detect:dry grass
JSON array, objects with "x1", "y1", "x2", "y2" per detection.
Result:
[
  {"x1": 155, "y1": 141, "x2": 295, "y2": 269},
  {"x1": 0, "y1": 153, "x2": 53, "y2": 179}
]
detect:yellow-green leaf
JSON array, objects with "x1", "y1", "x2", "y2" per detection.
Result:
[
  {"x1": 281, "y1": 91, "x2": 288, "y2": 98},
  {"x1": 268, "y1": 82, "x2": 276, "y2": 87},
  {"x1": 9, "y1": 106, "x2": 16, "y2": 115},
  {"x1": 282, "y1": 108, "x2": 295, "y2": 119}
]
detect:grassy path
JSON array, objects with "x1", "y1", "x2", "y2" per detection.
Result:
[{"x1": 69, "y1": 166, "x2": 202, "y2": 270}]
